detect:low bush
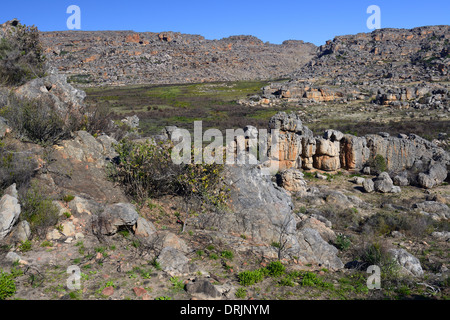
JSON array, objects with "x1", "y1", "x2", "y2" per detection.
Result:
[
  {"x1": 19, "y1": 183, "x2": 60, "y2": 239},
  {"x1": 0, "y1": 139, "x2": 37, "y2": 190},
  {"x1": 356, "y1": 240, "x2": 399, "y2": 276},
  {"x1": 2, "y1": 94, "x2": 77, "y2": 146},
  {"x1": 334, "y1": 234, "x2": 352, "y2": 251},
  {"x1": 238, "y1": 269, "x2": 267, "y2": 286},
  {"x1": 0, "y1": 269, "x2": 16, "y2": 300},
  {"x1": 300, "y1": 272, "x2": 333, "y2": 288},
  {"x1": 366, "y1": 154, "x2": 387, "y2": 174},
  {"x1": 109, "y1": 139, "x2": 229, "y2": 230},
  {"x1": 266, "y1": 261, "x2": 286, "y2": 277},
  {"x1": 82, "y1": 103, "x2": 128, "y2": 141},
  {"x1": 235, "y1": 287, "x2": 247, "y2": 298},
  {"x1": 0, "y1": 21, "x2": 46, "y2": 85},
  {"x1": 361, "y1": 211, "x2": 435, "y2": 238}
]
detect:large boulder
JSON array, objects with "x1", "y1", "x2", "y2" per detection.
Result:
[
  {"x1": 418, "y1": 162, "x2": 447, "y2": 189},
  {"x1": 373, "y1": 172, "x2": 395, "y2": 193},
  {"x1": 156, "y1": 247, "x2": 191, "y2": 276},
  {"x1": 389, "y1": 248, "x2": 423, "y2": 277},
  {"x1": 214, "y1": 165, "x2": 343, "y2": 269},
  {"x1": 276, "y1": 168, "x2": 307, "y2": 193},
  {"x1": 185, "y1": 278, "x2": 222, "y2": 299},
  {"x1": 13, "y1": 73, "x2": 86, "y2": 125},
  {"x1": 0, "y1": 184, "x2": 21, "y2": 241},
  {"x1": 91, "y1": 203, "x2": 139, "y2": 235},
  {"x1": 296, "y1": 228, "x2": 343, "y2": 269}
]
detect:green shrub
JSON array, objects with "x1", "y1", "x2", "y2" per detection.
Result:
[
  {"x1": 109, "y1": 139, "x2": 229, "y2": 223},
  {"x1": 63, "y1": 194, "x2": 75, "y2": 203},
  {"x1": 238, "y1": 269, "x2": 266, "y2": 286},
  {"x1": 0, "y1": 269, "x2": 16, "y2": 300},
  {"x1": 279, "y1": 276, "x2": 295, "y2": 287},
  {"x1": 266, "y1": 261, "x2": 285, "y2": 277},
  {"x1": 18, "y1": 240, "x2": 31, "y2": 252},
  {"x1": 367, "y1": 154, "x2": 387, "y2": 174},
  {"x1": 235, "y1": 288, "x2": 247, "y2": 298},
  {"x1": 40, "y1": 240, "x2": 53, "y2": 247},
  {"x1": 220, "y1": 250, "x2": 234, "y2": 260},
  {"x1": 169, "y1": 276, "x2": 185, "y2": 292},
  {"x1": 334, "y1": 234, "x2": 352, "y2": 251},
  {"x1": 209, "y1": 253, "x2": 218, "y2": 260},
  {"x1": 300, "y1": 272, "x2": 332, "y2": 288},
  {"x1": 0, "y1": 21, "x2": 46, "y2": 85},
  {"x1": 359, "y1": 242, "x2": 399, "y2": 275},
  {"x1": 20, "y1": 183, "x2": 60, "y2": 239}
]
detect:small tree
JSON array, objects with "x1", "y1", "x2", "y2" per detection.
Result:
[{"x1": 367, "y1": 154, "x2": 387, "y2": 174}]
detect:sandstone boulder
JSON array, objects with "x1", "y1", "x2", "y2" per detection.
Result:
[
  {"x1": 0, "y1": 184, "x2": 21, "y2": 240},
  {"x1": 276, "y1": 168, "x2": 307, "y2": 193}
]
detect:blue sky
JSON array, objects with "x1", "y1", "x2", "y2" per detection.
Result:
[{"x1": 1, "y1": 0, "x2": 449, "y2": 45}]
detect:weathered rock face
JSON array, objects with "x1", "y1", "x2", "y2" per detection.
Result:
[
  {"x1": 40, "y1": 30, "x2": 316, "y2": 86},
  {"x1": 0, "y1": 184, "x2": 21, "y2": 241},
  {"x1": 340, "y1": 135, "x2": 370, "y2": 171},
  {"x1": 276, "y1": 168, "x2": 307, "y2": 193},
  {"x1": 292, "y1": 25, "x2": 450, "y2": 83},
  {"x1": 266, "y1": 112, "x2": 449, "y2": 188},
  {"x1": 13, "y1": 73, "x2": 86, "y2": 125},
  {"x1": 46, "y1": 130, "x2": 127, "y2": 203},
  {"x1": 215, "y1": 165, "x2": 343, "y2": 269},
  {"x1": 222, "y1": 165, "x2": 296, "y2": 243},
  {"x1": 156, "y1": 246, "x2": 191, "y2": 276},
  {"x1": 389, "y1": 248, "x2": 424, "y2": 277}
]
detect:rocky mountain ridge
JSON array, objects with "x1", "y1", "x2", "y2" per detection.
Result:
[{"x1": 40, "y1": 30, "x2": 316, "y2": 86}]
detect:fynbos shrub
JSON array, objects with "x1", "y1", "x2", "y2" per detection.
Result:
[
  {"x1": 19, "y1": 183, "x2": 60, "y2": 239},
  {"x1": 2, "y1": 94, "x2": 76, "y2": 146},
  {"x1": 0, "y1": 139, "x2": 37, "y2": 190},
  {"x1": 0, "y1": 21, "x2": 46, "y2": 85}
]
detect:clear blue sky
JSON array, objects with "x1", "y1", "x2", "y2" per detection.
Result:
[{"x1": 1, "y1": 0, "x2": 449, "y2": 45}]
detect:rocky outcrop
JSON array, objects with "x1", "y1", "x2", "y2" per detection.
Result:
[
  {"x1": 292, "y1": 25, "x2": 450, "y2": 83},
  {"x1": 276, "y1": 168, "x2": 308, "y2": 193},
  {"x1": 265, "y1": 112, "x2": 449, "y2": 188},
  {"x1": 45, "y1": 130, "x2": 127, "y2": 202}
]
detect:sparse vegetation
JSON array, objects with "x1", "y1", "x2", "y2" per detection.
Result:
[
  {"x1": 2, "y1": 94, "x2": 78, "y2": 146},
  {"x1": 19, "y1": 183, "x2": 60, "y2": 239},
  {"x1": 0, "y1": 21, "x2": 46, "y2": 85}
]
